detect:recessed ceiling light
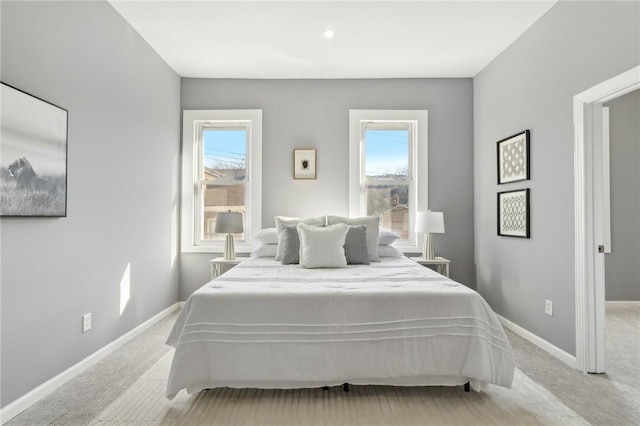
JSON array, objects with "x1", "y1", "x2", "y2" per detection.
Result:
[{"x1": 324, "y1": 30, "x2": 335, "y2": 39}]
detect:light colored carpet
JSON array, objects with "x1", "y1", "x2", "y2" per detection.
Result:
[
  {"x1": 89, "y1": 352, "x2": 587, "y2": 426},
  {"x1": 507, "y1": 303, "x2": 640, "y2": 426}
]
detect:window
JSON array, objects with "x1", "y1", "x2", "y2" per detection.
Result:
[
  {"x1": 181, "y1": 110, "x2": 262, "y2": 253},
  {"x1": 349, "y1": 110, "x2": 428, "y2": 250}
]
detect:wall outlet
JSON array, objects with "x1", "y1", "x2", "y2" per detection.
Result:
[
  {"x1": 82, "y1": 313, "x2": 92, "y2": 332},
  {"x1": 545, "y1": 300, "x2": 553, "y2": 316}
]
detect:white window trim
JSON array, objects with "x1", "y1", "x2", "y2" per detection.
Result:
[
  {"x1": 349, "y1": 110, "x2": 428, "y2": 253},
  {"x1": 181, "y1": 110, "x2": 262, "y2": 254}
]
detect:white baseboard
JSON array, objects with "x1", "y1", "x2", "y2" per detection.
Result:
[
  {"x1": 496, "y1": 314, "x2": 577, "y2": 369},
  {"x1": 0, "y1": 302, "x2": 181, "y2": 424},
  {"x1": 605, "y1": 301, "x2": 640, "y2": 308}
]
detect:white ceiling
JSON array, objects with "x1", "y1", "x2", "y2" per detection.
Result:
[{"x1": 109, "y1": 1, "x2": 557, "y2": 79}]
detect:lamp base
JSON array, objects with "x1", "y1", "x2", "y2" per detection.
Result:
[
  {"x1": 223, "y1": 233, "x2": 236, "y2": 260},
  {"x1": 421, "y1": 233, "x2": 436, "y2": 260}
]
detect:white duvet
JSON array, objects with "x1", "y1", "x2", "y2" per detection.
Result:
[{"x1": 166, "y1": 257, "x2": 515, "y2": 398}]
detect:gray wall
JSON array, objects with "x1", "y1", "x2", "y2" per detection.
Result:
[
  {"x1": 605, "y1": 90, "x2": 640, "y2": 301},
  {"x1": 180, "y1": 78, "x2": 474, "y2": 298},
  {"x1": 0, "y1": 1, "x2": 181, "y2": 407},
  {"x1": 473, "y1": 1, "x2": 639, "y2": 355}
]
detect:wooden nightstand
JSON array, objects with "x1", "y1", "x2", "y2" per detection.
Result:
[
  {"x1": 210, "y1": 257, "x2": 242, "y2": 280},
  {"x1": 410, "y1": 256, "x2": 451, "y2": 277}
]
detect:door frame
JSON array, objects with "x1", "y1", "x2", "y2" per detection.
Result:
[{"x1": 573, "y1": 65, "x2": 639, "y2": 373}]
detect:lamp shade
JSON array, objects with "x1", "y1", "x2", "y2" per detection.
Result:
[
  {"x1": 215, "y1": 212, "x2": 244, "y2": 234},
  {"x1": 415, "y1": 211, "x2": 445, "y2": 234}
]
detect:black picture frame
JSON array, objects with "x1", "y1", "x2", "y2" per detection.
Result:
[
  {"x1": 1, "y1": 82, "x2": 68, "y2": 217},
  {"x1": 498, "y1": 188, "x2": 530, "y2": 238},
  {"x1": 497, "y1": 130, "x2": 530, "y2": 184}
]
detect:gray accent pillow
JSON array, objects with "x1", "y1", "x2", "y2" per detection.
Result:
[
  {"x1": 280, "y1": 225, "x2": 300, "y2": 265},
  {"x1": 327, "y1": 215, "x2": 381, "y2": 262},
  {"x1": 274, "y1": 216, "x2": 326, "y2": 260},
  {"x1": 344, "y1": 225, "x2": 370, "y2": 265}
]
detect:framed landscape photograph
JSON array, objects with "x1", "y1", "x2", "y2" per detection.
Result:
[
  {"x1": 498, "y1": 188, "x2": 530, "y2": 238},
  {"x1": 293, "y1": 149, "x2": 316, "y2": 179},
  {"x1": 497, "y1": 130, "x2": 530, "y2": 184},
  {"x1": 1, "y1": 83, "x2": 68, "y2": 217}
]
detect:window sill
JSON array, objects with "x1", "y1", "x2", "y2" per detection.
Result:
[
  {"x1": 181, "y1": 243, "x2": 254, "y2": 254},
  {"x1": 393, "y1": 244, "x2": 421, "y2": 255}
]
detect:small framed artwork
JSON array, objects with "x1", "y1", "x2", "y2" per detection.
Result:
[
  {"x1": 497, "y1": 130, "x2": 530, "y2": 184},
  {"x1": 498, "y1": 188, "x2": 530, "y2": 238},
  {"x1": 1, "y1": 82, "x2": 68, "y2": 217},
  {"x1": 293, "y1": 149, "x2": 316, "y2": 179}
]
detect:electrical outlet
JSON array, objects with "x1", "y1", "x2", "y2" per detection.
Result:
[
  {"x1": 545, "y1": 300, "x2": 553, "y2": 316},
  {"x1": 82, "y1": 313, "x2": 92, "y2": 332}
]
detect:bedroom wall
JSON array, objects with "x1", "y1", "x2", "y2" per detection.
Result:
[
  {"x1": 180, "y1": 78, "x2": 474, "y2": 298},
  {"x1": 0, "y1": 1, "x2": 180, "y2": 408},
  {"x1": 604, "y1": 90, "x2": 640, "y2": 301},
  {"x1": 473, "y1": 0, "x2": 640, "y2": 355}
]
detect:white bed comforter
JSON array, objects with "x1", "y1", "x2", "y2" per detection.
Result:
[{"x1": 166, "y1": 257, "x2": 514, "y2": 398}]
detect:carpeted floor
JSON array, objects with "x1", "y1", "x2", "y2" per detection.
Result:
[
  {"x1": 6, "y1": 305, "x2": 639, "y2": 425},
  {"x1": 506, "y1": 303, "x2": 640, "y2": 426},
  {"x1": 88, "y1": 354, "x2": 586, "y2": 425}
]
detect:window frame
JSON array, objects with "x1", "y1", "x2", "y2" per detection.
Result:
[
  {"x1": 195, "y1": 123, "x2": 248, "y2": 245},
  {"x1": 181, "y1": 110, "x2": 262, "y2": 253},
  {"x1": 349, "y1": 110, "x2": 428, "y2": 252}
]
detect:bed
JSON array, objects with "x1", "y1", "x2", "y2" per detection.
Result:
[{"x1": 166, "y1": 256, "x2": 515, "y2": 398}]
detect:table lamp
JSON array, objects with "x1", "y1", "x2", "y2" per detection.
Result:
[
  {"x1": 415, "y1": 211, "x2": 445, "y2": 260},
  {"x1": 215, "y1": 211, "x2": 244, "y2": 260}
]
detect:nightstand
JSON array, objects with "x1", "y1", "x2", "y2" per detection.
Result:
[
  {"x1": 410, "y1": 256, "x2": 451, "y2": 277},
  {"x1": 210, "y1": 257, "x2": 242, "y2": 280}
]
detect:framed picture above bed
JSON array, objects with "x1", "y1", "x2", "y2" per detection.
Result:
[
  {"x1": 293, "y1": 149, "x2": 316, "y2": 179},
  {"x1": 497, "y1": 188, "x2": 530, "y2": 238},
  {"x1": 497, "y1": 130, "x2": 529, "y2": 184},
  {"x1": 1, "y1": 82, "x2": 68, "y2": 217}
]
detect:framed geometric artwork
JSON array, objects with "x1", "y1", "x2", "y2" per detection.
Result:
[
  {"x1": 497, "y1": 188, "x2": 530, "y2": 238},
  {"x1": 293, "y1": 149, "x2": 316, "y2": 179},
  {"x1": 497, "y1": 130, "x2": 530, "y2": 184},
  {"x1": 1, "y1": 82, "x2": 68, "y2": 217}
]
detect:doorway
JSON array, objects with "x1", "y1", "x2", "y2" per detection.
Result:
[
  {"x1": 602, "y1": 90, "x2": 640, "y2": 388},
  {"x1": 573, "y1": 65, "x2": 640, "y2": 373}
]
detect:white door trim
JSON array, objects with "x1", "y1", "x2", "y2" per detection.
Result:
[{"x1": 573, "y1": 65, "x2": 640, "y2": 373}]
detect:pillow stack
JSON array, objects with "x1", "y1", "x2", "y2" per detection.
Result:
[
  {"x1": 251, "y1": 215, "x2": 403, "y2": 264},
  {"x1": 251, "y1": 227, "x2": 279, "y2": 257},
  {"x1": 377, "y1": 229, "x2": 403, "y2": 258}
]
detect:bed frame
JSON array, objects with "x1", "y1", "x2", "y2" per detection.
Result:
[{"x1": 326, "y1": 382, "x2": 470, "y2": 393}]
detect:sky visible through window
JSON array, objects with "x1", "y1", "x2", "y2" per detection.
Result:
[
  {"x1": 203, "y1": 129, "x2": 246, "y2": 169},
  {"x1": 365, "y1": 129, "x2": 409, "y2": 177},
  {"x1": 203, "y1": 128, "x2": 408, "y2": 176}
]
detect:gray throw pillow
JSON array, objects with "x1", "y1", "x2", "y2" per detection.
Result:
[
  {"x1": 327, "y1": 215, "x2": 380, "y2": 262},
  {"x1": 274, "y1": 216, "x2": 326, "y2": 260},
  {"x1": 280, "y1": 224, "x2": 301, "y2": 265},
  {"x1": 344, "y1": 225, "x2": 370, "y2": 265}
]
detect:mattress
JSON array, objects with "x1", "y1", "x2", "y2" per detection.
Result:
[{"x1": 166, "y1": 256, "x2": 515, "y2": 398}]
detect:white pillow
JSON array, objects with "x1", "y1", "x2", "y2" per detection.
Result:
[
  {"x1": 255, "y1": 228, "x2": 278, "y2": 245},
  {"x1": 378, "y1": 245, "x2": 403, "y2": 258},
  {"x1": 378, "y1": 230, "x2": 400, "y2": 245},
  {"x1": 326, "y1": 215, "x2": 381, "y2": 262},
  {"x1": 274, "y1": 216, "x2": 326, "y2": 260},
  {"x1": 251, "y1": 244, "x2": 277, "y2": 258},
  {"x1": 297, "y1": 223, "x2": 348, "y2": 268}
]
